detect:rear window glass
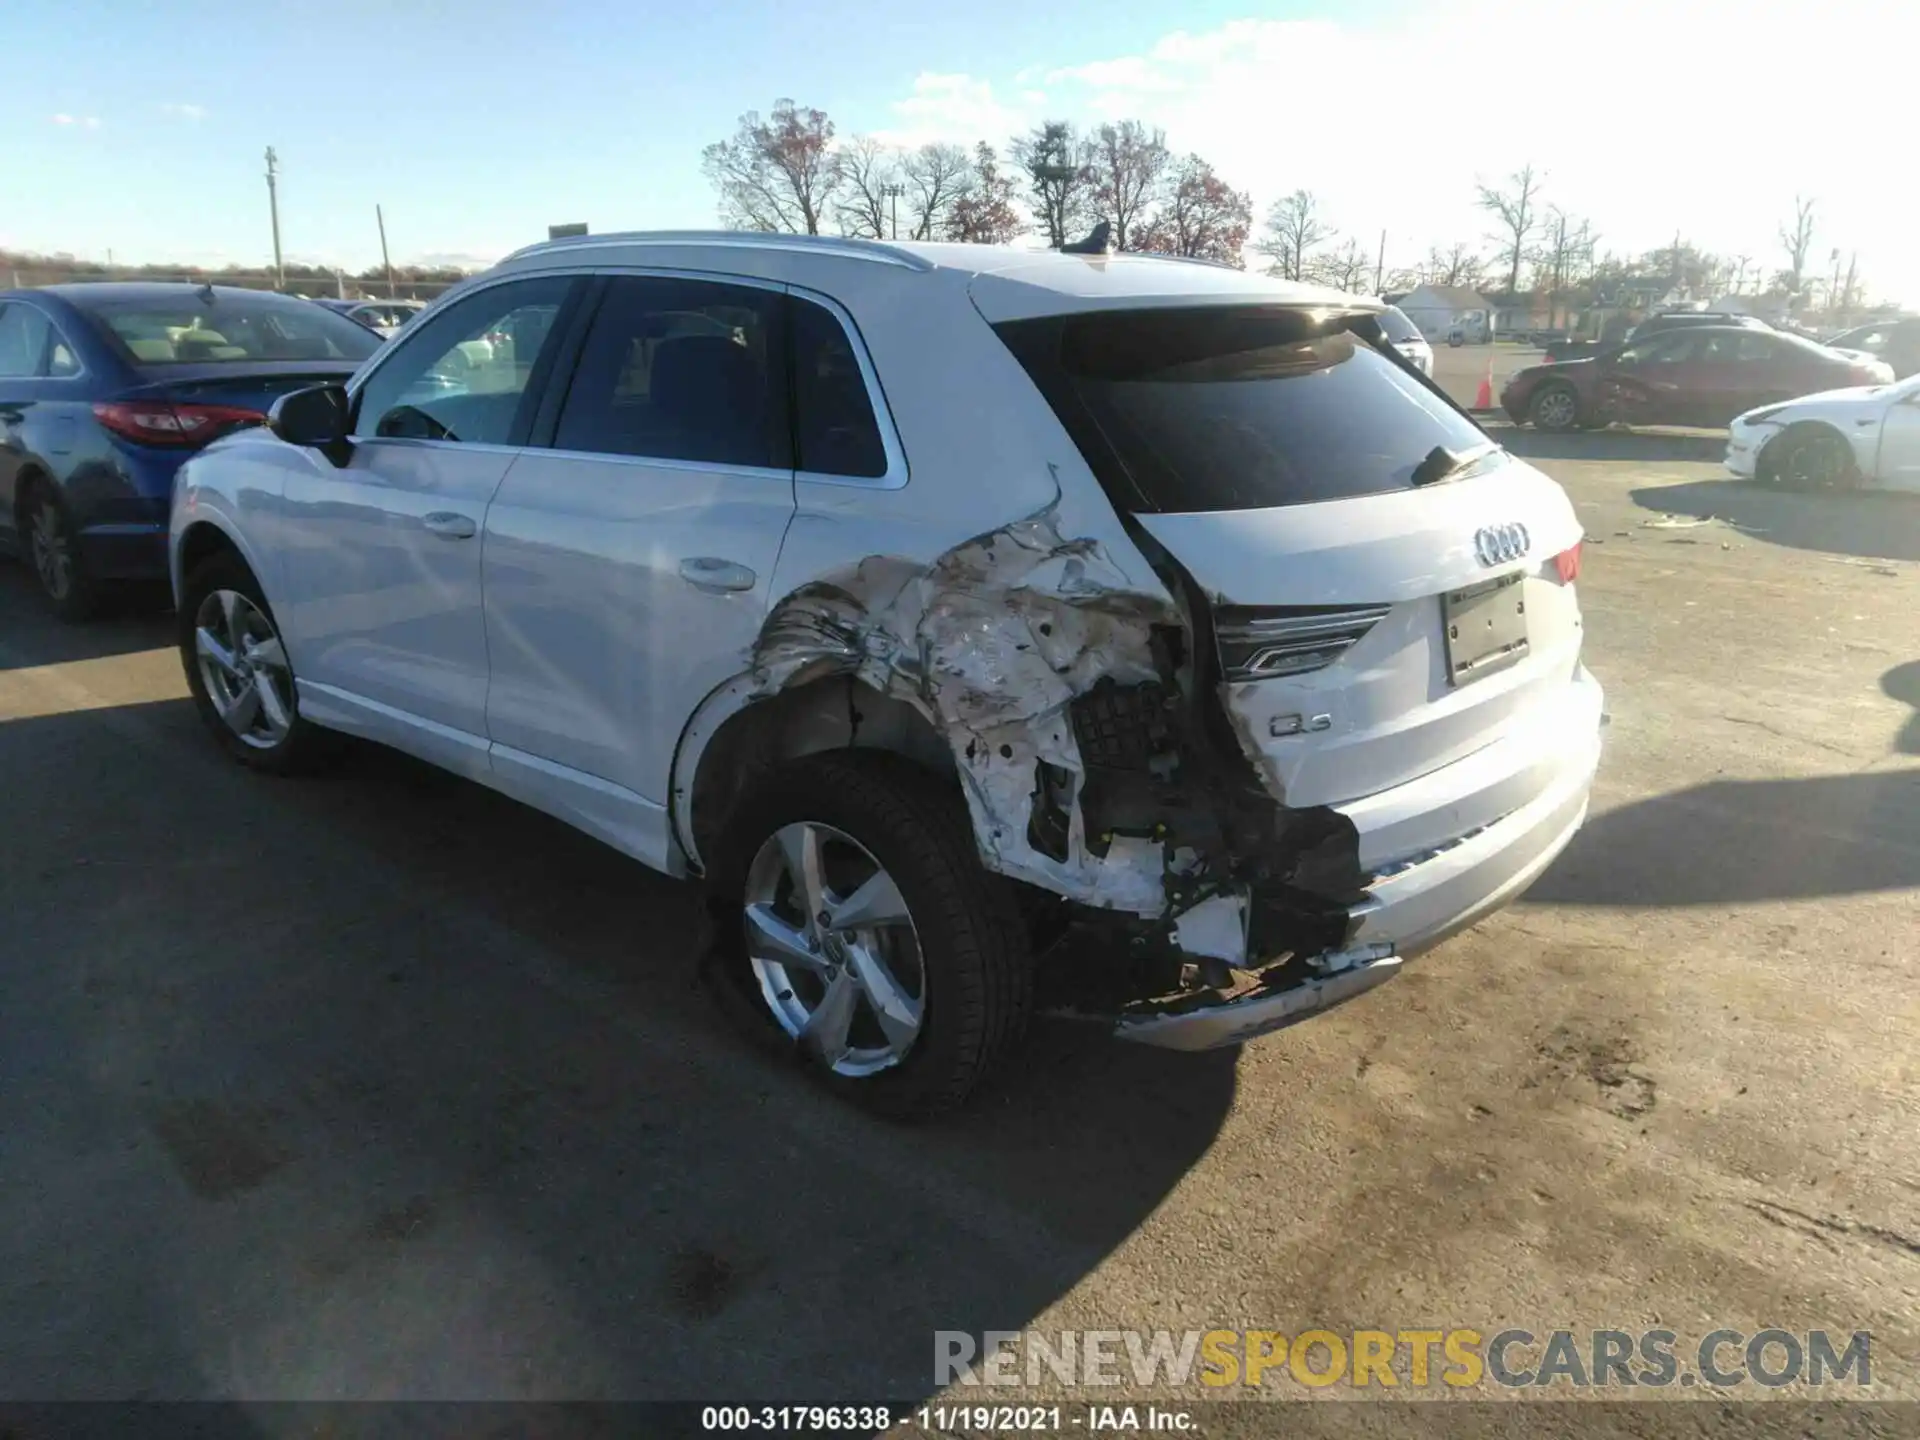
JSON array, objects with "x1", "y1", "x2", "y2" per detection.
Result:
[
  {"x1": 996, "y1": 307, "x2": 1491, "y2": 513},
  {"x1": 83, "y1": 294, "x2": 382, "y2": 366}
]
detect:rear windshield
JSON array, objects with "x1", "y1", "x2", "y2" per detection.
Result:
[
  {"x1": 996, "y1": 307, "x2": 1491, "y2": 513},
  {"x1": 82, "y1": 294, "x2": 383, "y2": 366}
]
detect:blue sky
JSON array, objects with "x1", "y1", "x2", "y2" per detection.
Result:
[{"x1": 7, "y1": 0, "x2": 1915, "y2": 303}]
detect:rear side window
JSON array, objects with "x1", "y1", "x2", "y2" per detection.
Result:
[
  {"x1": 81, "y1": 293, "x2": 381, "y2": 365},
  {"x1": 996, "y1": 307, "x2": 1490, "y2": 513},
  {"x1": 553, "y1": 275, "x2": 790, "y2": 470},
  {"x1": 792, "y1": 297, "x2": 886, "y2": 478},
  {"x1": 0, "y1": 304, "x2": 54, "y2": 377}
]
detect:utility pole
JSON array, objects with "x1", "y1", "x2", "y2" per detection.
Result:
[
  {"x1": 881, "y1": 184, "x2": 903, "y2": 241},
  {"x1": 1374, "y1": 228, "x2": 1386, "y2": 295},
  {"x1": 377, "y1": 203, "x2": 394, "y2": 297},
  {"x1": 264, "y1": 146, "x2": 284, "y2": 290},
  {"x1": 1828, "y1": 249, "x2": 1842, "y2": 321}
]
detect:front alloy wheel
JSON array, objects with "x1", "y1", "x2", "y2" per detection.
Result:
[
  {"x1": 194, "y1": 588, "x2": 296, "y2": 749},
  {"x1": 743, "y1": 821, "x2": 927, "y2": 1076},
  {"x1": 1530, "y1": 384, "x2": 1579, "y2": 431}
]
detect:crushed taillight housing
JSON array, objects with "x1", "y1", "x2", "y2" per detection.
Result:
[
  {"x1": 93, "y1": 400, "x2": 266, "y2": 448},
  {"x1": 1553, "y1": 541, "x2": 1583, "y2": 584},
  {"x1": 1214, "y1": 604, "x2": 1392, "y2": 681}
]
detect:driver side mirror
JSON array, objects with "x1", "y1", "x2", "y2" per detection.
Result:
[{"x1": 268, "y1": 383, "x2": 351, "y2": 460}]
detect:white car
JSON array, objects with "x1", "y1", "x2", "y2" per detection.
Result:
[
  {"x1": 168, "y1": 232, "x2": 1604, "y2": 1115},
  {"x1": 1378, "y1": 303, "x2": 1434, "y2": 375},
  {"x1": 1726, "y1": 372, "x2": 1920, "y2": 490}
]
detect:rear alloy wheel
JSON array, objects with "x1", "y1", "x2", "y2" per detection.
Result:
[
  {"x1": 24, "y1": 487, "x2": 99, "y2": 621},
  {"x1": 711, "y1": 753, "x2": 1032, "y2": 1118},
  {"x1": 1529, "y1": 383, "x2": 1580, "y2": 432},
  {"x1": 1768, "y1": 427, "x2": 1854, "y2": 491},
  {"x1": 178, "y1": 551, "x2": 338, "y2": 774},
  {"x1": 744, "y1": 821, "x2": 927, "y2": 1078}
]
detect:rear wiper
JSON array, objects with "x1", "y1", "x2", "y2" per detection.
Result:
[{"x1": 1410, "y1": 441, "x2": 1502, "y2": 487}]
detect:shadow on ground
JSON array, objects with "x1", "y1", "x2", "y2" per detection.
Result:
[
  {"x1": 1628, "y1": 478, "x2": 1920, "y2": 563},
  {"x1": 1528, "y1": 767, "x2": 1920, "y2": 907},
  {"x1": 0, "y1": 672, "x2": 1235, "y2": 1404},
  {"x1": 1881, "y1": 660, "x2": 1920, "y2": 755},
  {"x1": 0, "y1": 563, "x2": 173, "y2": 670},
  {"x1": 1496, "y1": 426, "x2": 1728, "y2": 466}
]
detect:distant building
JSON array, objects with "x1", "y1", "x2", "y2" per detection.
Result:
[{"x1": 1396, "y1": 284, "x2": 1492, "y2": 341}]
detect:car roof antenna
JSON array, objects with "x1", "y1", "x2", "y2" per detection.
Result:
[
  {"x1": 197, "y1": 281, "x2": 217, "y2": 305},
  {"x1": 1060, "y1": 221, "x2": 1114, "y2": 256}
]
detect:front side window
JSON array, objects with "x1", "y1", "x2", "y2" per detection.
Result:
[
  {"x1": 0, "y1": 304, "x2": 54, "y2": 378},
  {"x1": 353, "y1": 275, "x2": 573, "y2": 445},
  {"x1": 552, "y1": 275, "x2": 789, "y2": 470},
  {"x1": 82, "y1": 293, "x2": 380, "y2": 367},
  {"x1": 997, "y1": 306, "x2": 1493, "y2": 513}
]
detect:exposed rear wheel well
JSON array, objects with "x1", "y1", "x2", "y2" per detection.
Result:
[
  {"x1": 685, "y1": 676, "x2": 957, "y2": 873},
  {"x1": 175, "y1": 521, "x2": 243, "y2": 584}
]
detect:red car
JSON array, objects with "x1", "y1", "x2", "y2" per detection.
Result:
[{"x1": 1502, "y1": 325, "x2": 1891, "y2": 431}]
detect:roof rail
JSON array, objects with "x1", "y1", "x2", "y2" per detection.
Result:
[{"x1": 500, "y1": 230, "x2": 936, "y2": 272}]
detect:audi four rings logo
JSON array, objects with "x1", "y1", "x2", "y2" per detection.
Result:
[{"x1": 1475, "y1": 523, "x2": 1531, "y2": 567}]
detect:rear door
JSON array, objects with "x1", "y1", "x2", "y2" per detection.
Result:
[
  {"x1": 480, "y1": 272, "x2": 809, "y2": 861},
  {"x1": 274, "y1": 273, "x2": 581, "y2": 778},
  {"x1": 997, "y1": 307, "x2": 1584, "y2": 810}
]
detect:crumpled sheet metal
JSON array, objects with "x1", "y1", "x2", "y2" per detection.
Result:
[{"x1": 751, "y1": 510, "x2": 1182, "y2": 915}]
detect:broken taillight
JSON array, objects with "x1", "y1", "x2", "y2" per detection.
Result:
[
  {"x1": 1553, "y1": 541, "x2": 1583, "y2": 584},
  {"x1": 1214, "y1": 604, "x2": 1392, "y2": 681}
]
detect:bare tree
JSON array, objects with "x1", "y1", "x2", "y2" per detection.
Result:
[
  {"x1": 833, "y1": 136, "x2": 899, "y2": 240},
  {"x1": 1255, "y1": 189, "x2": 1331, "y2": 281},
  {"x1": 1529, "y1": 207, "x2": 1595, "y2": 327},
  {"x1": 947, "y1": 143, "x2": 1025, "y2": 246},
  {"x1": 1012, "y1": 121, "x2": 1095, "y2": 249},
  {"x1": 1425, "y1": 241, "x2": 1485, "y2": 289},
  {"x1": 1778, "y1": 195, "x2": 1816, "y2": 294},
  {"x1": 1477, "y1": 164, "x2": 1543, "y2": 296},
  {"x1": 1089, "y1": 120, "x2": 1170, "y2": 252},
  {"x1": 1314, "y1": 237, "x2": 1375, "y2": 293},
  {"x1": 901, "y1": 143, "x2": 970, "y2": 241},
  {"x1": 1133, "y1": 154, "x2": 1252, "y2": 264},
  {"x1": 701, "y1": 99, "x2": 842, "y2": 235}
]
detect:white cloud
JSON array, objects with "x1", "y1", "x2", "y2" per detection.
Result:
[
  {"x1": 162, "y1": 103, "x2": 207, "y2": 121},
  {"x1": 882, "y1": 0, "x2": 1920, "y2": 302},
  {"x1": 51, "y1": 113, "x2": 103, "y2": 129},
  {"x1": 872, "y1": 72, "x2": 1035, "y2": 149}
]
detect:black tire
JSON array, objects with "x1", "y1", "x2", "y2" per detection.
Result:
[
  {"x1": 177, "y1": 549, "x2": 340, "y2": 774},
  {"x1": 707, "y1": 751, "x2": 1033, "y2": 1119},
  {"x1": 1762, "y1": 425, "x2": 1855, "y2": 492},
  {"x1": 1528, "y1": 381, "x2": 1581, "y2": 432},
  {"x1": 19, "y1": 479, "x2": 101, "y2": 622}
]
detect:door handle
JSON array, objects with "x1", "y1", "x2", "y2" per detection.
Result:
[
  {"x1": 679, "y1": 556, "x2": 757, "y2": 593},
  {"x1": 421, "y1": 511, "x2": 477, "y2": 540}
]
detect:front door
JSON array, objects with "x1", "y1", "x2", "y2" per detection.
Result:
[
  {"x1": 482, "y1": 272, "x2": 827, "y2": 867},
  {"x1": 275, "y1": 273, "x2": 581, "y2": 777},
  {"x1": 1597, "y1": 332, "x2": 1697, "y2": 426},
  {"x1": 1877, "y1": 389, "x2": 1920, "y2": 492}
]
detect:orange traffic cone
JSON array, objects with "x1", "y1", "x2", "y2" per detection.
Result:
[{"x1": 1474, "y1": 359, "x2": 1494, "y2": 410}]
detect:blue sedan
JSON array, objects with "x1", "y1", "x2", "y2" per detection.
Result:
[{"x1": 0, "y1": 282, "x2": 382, "y2": 619}]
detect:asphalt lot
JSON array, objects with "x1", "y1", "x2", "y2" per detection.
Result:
[{"x1": 3, "y1": 399, "x2": 1918, "y2": 1430}]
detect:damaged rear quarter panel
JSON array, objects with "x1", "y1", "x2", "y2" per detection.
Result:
[{"x1": 752, "y1": 486, "x2": 1187, "y2": 916}]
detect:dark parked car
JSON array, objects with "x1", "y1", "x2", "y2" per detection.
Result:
[
  {"x1": 0, "y1": 283, "x2": 381, "y2": 618},
  {"x1": 1502, "y1": 325, "x2": 1891, "y2": 432},
  {"x1": 1622, "y1": 311, "x2": 1772, "y2": 345},
  {"x1": 1824, "y1": 318, "x2": 1920, "y2": 380}
]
